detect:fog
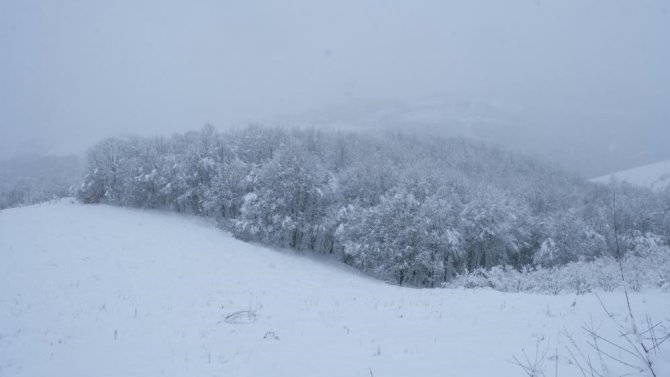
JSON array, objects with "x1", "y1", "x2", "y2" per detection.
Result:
[{"x1": 1, "y1": 0, "x2": 669, "y2": 176}]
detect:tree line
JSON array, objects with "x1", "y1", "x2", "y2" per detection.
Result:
[{"x1": 77, "y1": 125, "x2": 670, "y2": 287}]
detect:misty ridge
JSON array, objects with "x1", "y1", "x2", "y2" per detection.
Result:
[{"x1": 0, "y1": 154, "x2": 81, "y2": 210}]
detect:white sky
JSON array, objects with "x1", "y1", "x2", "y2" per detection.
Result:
[{"x1": 1, "y1": 0, "x2": 669, "y2": 174}]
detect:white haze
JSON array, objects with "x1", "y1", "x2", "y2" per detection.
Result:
[{"x1": 1, "y1": 0, "x2": 669, "y2": 176}]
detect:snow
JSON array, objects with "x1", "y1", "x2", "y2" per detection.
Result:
[
  {"x1": 592, "y1": 159, "x2": 670, "y2": 191},
  {"x1": 1, "y1": 200, "x2": 668, "y2": 377}
]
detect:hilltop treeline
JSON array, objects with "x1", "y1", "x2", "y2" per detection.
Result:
[{"x1": 77, "y1": 125, "x2": 670, "y2": 286}]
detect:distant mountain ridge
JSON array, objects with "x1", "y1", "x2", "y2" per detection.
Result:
[
  {"x1": 592, "y1": 160, "x2": 670, "y2": 191},
  {"x1": 0, "y1": 154, "x2": 82, "y2": 209},
  {"x1": 276, "y1": 97, "x2": 670, "y2": 178}
]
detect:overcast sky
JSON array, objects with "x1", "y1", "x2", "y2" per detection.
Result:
[{"x1": 1, "y1": 0, "x2": 669, "y2": 175}]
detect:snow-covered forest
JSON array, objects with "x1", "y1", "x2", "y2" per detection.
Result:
[{"x1": 76, "y1": 125, "x2": 670, "y2": 287}]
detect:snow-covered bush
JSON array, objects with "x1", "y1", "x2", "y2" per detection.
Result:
[{"x1": 447, "y1": 242, "x2": 670, "y2": 294}]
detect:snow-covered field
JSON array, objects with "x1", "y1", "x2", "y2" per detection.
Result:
[
  {"x1": 1, "y1": 200, "x2": 668, "y2": 377},
  {"x1": 592, "y1": 159, "x2": 670, "y2": 191}
]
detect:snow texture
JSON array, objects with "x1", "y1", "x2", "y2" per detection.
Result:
[{"x1": 1, "y1": 200, "x2": 668, "y2": 376}]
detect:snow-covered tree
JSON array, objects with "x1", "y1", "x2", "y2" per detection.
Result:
[{"x1": 233, "y1": 143, "x2": 328, "y2": 250}]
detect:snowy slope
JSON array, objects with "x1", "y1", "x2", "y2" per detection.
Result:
[
  {"x1": 592, "y1": 159, "x2": 670, "y2": 190},
  {"x1": 1, "y1": 200, "x2": 668, "y2": 377}
]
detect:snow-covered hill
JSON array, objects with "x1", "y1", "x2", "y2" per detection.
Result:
[
  {"x1": 592, "y1": 160, "x2": 670, "y2": 191},
  {"x1": 1, "y1": 200, "x2": 668, "y2": 376}
]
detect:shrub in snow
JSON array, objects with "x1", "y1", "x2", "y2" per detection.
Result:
[
  {"x1": 447, "y1": 243, "x2": 670, "y2": 294},
  {"x1": 222, "y1": 310, "x2": 257, "y2": 324}
]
